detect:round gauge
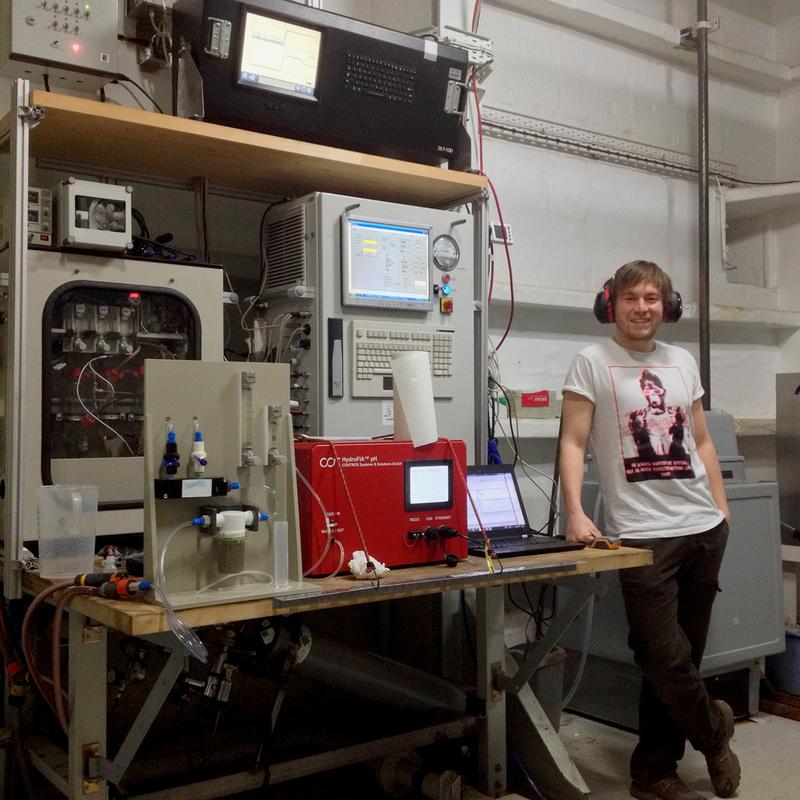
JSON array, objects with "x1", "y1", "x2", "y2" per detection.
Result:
[{"x1": 432, "y1": 234, "x2": 460, "y2": 272}]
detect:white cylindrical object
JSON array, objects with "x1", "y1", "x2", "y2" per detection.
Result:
[
  {"x1": 391, "y1": 351, "x2": 438, "y2": 447},
  {"x1": 273, "y1": 520, "x2": 289, "y2": 588},
  {"x1": 215, "y1": 510, "x2": 249, "y2": 541}
]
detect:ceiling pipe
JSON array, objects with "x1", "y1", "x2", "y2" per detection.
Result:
[{"x1": 697, "y1": 0, "x2": 711, "y2": 409}]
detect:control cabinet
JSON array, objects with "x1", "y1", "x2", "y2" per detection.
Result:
[
  {"x1": 257, "y1": 192, "x2": 475, "y2": 456},
  {"x1": 0, "y1": 0, "x2": 119, "y2": 87},
  {"x1": 0, "y1": 249, "x2": 224, "y2": 540}
]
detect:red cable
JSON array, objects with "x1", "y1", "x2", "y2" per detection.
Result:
[
  {"x1": 52, "y1": 586, "x2": 95, "y2": 734},
  {"x1": 21, "y1": 580, "x2": 73, "y2": 718},
  {"x1": 327, "y1": 440, "x2": 378, "y2": 581},
  {"x1": 446, "y1": 440, "x2": 495, "y2": 572},
  {"x1": 471, "y1": 0, "x2": 482, "y2": 33},
  {"x1": 470, "y1": 67, "x2": 514, "y2": 352}
]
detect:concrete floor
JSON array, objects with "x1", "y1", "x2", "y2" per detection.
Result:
[{"x1": 560, "y1": 711, "x2": 800, "y2": 800}]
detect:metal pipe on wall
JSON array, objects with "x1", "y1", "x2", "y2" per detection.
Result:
[{"x1": 697, "y1": 0, "x2": 711, "y2": 408}]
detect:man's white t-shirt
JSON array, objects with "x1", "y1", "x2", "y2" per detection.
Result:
[{"x1": 563, "y1": 339, "x2": 724, "y2": 540}]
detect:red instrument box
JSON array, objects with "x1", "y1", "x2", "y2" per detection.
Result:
[{"x1": 294, "y1": 439, "x2": 468, "y2": 576}]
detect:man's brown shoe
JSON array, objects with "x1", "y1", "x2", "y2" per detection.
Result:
[
  {"x1": 705, "y1": 699, "x2": 741, "y2": 798},
  {"x1": 630, "y1": 773, "x2": 705, "y2": 800}
]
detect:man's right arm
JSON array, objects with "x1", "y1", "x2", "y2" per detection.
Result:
[{"x1": 560, "y1": 390, "x2": 603, "y2": 543}]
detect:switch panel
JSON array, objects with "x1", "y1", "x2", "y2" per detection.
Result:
[{"x1": 0, "y1": 0, "x2": 120, "y2": 86}]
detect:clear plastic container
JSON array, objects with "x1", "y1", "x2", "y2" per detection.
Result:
[
  {"x1": 37, "y1": 485, "x2": 98, "y2": 578},
  {"x1": 273, "y1": 520, "x2": 289, "y2": 589}
]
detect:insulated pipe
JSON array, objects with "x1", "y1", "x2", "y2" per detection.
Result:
[
  {"x1": 697, "y1": 0, "x2": 711, "y2": 408},
  {"x1": 293, "y1": 635, "x2": 468, "y2": 715}
]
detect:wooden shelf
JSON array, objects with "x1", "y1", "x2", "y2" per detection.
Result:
[{"x1": 4, "y1": 91, "x2": 486, "y2": 207}]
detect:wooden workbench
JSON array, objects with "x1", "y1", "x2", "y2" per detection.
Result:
[
  {"x1": 18, "y1": 546, "x2": 651, "y2": 800},
  {"x1": 22, "y1": 545, "x2": 651, "y2": 635}
]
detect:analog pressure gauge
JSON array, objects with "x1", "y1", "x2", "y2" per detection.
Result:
[{"x1": 432, "y1": 234, "x2": 460, "y2": 272}]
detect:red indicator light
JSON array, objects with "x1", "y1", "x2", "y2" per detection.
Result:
[
  {"x1": 70, "y1": 42, "x2": 82, "y2": 55},
  {"x1": 128, "y1": 292, "x2": 140, "y2": 300}
]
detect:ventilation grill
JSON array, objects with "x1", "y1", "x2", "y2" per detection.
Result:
[{"x1": 265, "y1": 208, "x2": 307, "y2": 293}]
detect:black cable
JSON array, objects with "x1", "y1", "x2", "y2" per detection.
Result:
[
  {"x1": 131, "y1": 208, "x2": 150, "y2": 240},
  {"x1": 460, "y1": 590, "x2": 476, "y2": 664},
  {"x1": 112, "y1": 74, "x2": 165, "y2": 114},
  {"x1": 199, "y1": 177, "x2": 210, "y2": 263},
  {"x1": 546, "y1": 416, "x2": 563, "y2": 537},
  {"x1": 257, "y1": 199, "x2": 286, "y2": 302},
  {"x1": 132, "y1": 234, "x2": 198, "y2": 262},
  {"x1": 43, "y1": 73, "x2": 50, "y2": 92},
  {"x1": 506, "y1": 584, "x2": 533, "y2": 618},
  {"x1": 724, "y1": 175, "x2": 800, "y2": 186},
  {"x1": 488, "y1": 375, "x2": 518, "y2": 467}
]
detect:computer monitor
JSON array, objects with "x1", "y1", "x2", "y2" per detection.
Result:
[
  {"x1": 237, "y1": 9, "x2": 322, "y2": 101},
  {"x1": 342, "y1": 216, "x2": 432, "y2": 311},
  {"x1": 466, "y1": 465, "x2": 529, "y2": 533}
]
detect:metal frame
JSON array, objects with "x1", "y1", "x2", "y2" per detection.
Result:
[
  {"x1": 3, "y1": 78, "x2": 40, "y2": 600},
  {"x1": 474, "y1": 190, "x2": 489, "y2": 465}
]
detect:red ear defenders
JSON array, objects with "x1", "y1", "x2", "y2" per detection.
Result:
[{"x1": 593, "y1": 279, "x2": 683, "y2": 324}]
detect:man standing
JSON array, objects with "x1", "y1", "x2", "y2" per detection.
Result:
[{"x1": 560, "y1": 260, "x2": 740, "y2": 800}]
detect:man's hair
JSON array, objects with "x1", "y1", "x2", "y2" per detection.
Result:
[
  {"x1": 610, "y1": 260, "x2": 674, "y2": 306},
  {"x1": 639, "y1": 369, "x2": 664, "y2": 390}
]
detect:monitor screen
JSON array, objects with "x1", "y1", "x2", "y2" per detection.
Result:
[
  {"x1": 238, "y1": 10, "x2": 322, "y2": 101},
  {"x1": 405, "y1": 460, "x2": 453, "y2": 511},
  {"x1": 342, "y1": 217, "x2": 432, "y2": 310},
  {"x1": 466, "y1": 469, "x2": 527, "y2": 532}
]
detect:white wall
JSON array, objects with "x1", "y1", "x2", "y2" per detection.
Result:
[{"x1": 479, "y1": 2, "x2": 782, "y2": 421}]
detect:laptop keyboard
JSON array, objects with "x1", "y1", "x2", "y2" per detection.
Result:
[{"x1": 469, "y1": 532, "x2": 584, "y2": 556}]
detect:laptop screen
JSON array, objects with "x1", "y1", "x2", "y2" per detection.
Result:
[{"x1": 466, "y1": 466, "x2": 528, "y2": 533}]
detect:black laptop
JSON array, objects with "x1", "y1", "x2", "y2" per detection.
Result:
[{"x1": 466, "y1": 464, "x2": 586, "y2": 557}]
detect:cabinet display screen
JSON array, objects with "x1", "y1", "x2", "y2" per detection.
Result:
[
  {"x1": 405, "y1": 460, "x2": 453, "y2": 511},
  {"x1": 343, "y1": 218, "x2": 432, "y2": 310},
  {"x1": 238, "y1": 10, "x2": 321, "y2": 100}
]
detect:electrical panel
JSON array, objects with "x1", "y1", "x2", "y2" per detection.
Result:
[
  {"x1": 0, "y1": 0, "x2": 120, "y2": 87},
  {"x1": 256, "y1": 193, "x2": 476, "y2": 457},
  {"x1": 0, "y1": 249, "x2": 224, "y2": 541}
]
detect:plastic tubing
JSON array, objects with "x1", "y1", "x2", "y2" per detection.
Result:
[
  {"x1": 75, "y1": 356, "x2": 135, "y2": 456},
  {"x1": 196, "y1": 570, "x2": 275, "y2": 594},
  {"x1": 153, "y1": 520, "x2": 209, "y2": 663},
  {"x1": 156, "y1": 520, "x2": 195, "y2": 591},
  {"x1": 330, "y1": 539, "x2": 346, "y2": 577},
  {"x1": 295, "y1": 467, "x2": 335, "y2": 576}
]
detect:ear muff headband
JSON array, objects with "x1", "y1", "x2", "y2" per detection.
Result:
[
  {"x1": 593, "y1": 279, "x2": 683, "y2": 324},
  {"x1": 592, "y1": 283, "x2": 614, "y2": 323}
]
